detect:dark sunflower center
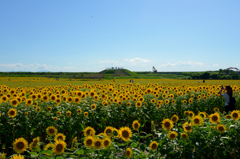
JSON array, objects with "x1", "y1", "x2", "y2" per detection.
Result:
[
  {"x1": 32, "y1": 140, "x2": 38, "y2": 147},
  {"x1": 182, "y1": 134, "x2": 187, "y2": 138},
  {"x1": 86, "y1": 130, "x2": 91, "y2": 135},
  {"x1": 10, "y1": 111, "x2": 15, "y2": 115},
  {"x1": 16, "y1": 142, "x2": 24, "y2": 149},
  {"x1": 212, "y1": 116, "x2": 218, "y2": 121},
  {"x1": 49, "y1": 129, "x2": 55, "y2": 134},
  {"x1": 57, "y1": 136, "x2": 63, "y2": 140},
  {"x1": 12, "y1": 100, "x2": 17, "y2": 105},
  {"x1": 186, "y1": 125, "x2": 191, "y2": 130},
  {"x1": 106, "y1": 129, "x2": 112, "y2": 134},
  {"x1": 232, "y1": 113, "x2": 238, "y2": 118},
  {"x1": 95, "y1": 141, "x2": 101, "y2": 147},
  {"x1": 56, "y1": 144, "x2": 63, "y2": 151},
  {"x1": 126, "y1": 150, "x2": 131, "y2": 156},
  {"x1": 194, "y1": 119, "x2": 200, "y2": 124},
  {"x1": 87, "y1": 139, "x2": 92, "y2": 145},
  {"x1": 172, "y1": 117, "x2": 177, "y2": 121},
  {"x1": 134, "y1": 123, "x2": 139, "y2": 129},
  {"x1": 104, "y1": 140, "x2": 109, "y2": 146},
  {"x1": 219, "y1": 126, "x2": 224, "y2": 131},
  {"x1": 122, "y1": 130, "x2": 129, "y2": 138},
  {"x1": 152, "y1": 143, "x2": 157, "y2": 149},
  {"x1": 164, "y1": 122, "x2": 170, "y2": 128},
  {"x1": 170, "y1": 134, "x2": 175, "y2": 138}
]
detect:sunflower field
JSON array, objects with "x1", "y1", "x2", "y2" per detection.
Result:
[{"x1": 0, "y1": 78, "x2": 240, "y2": 159}]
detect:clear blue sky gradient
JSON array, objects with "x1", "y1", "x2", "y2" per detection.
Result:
[{"x1": 0, "y1": 0, "x2": 239, "y2": 72}]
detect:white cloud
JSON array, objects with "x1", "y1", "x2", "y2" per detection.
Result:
[
  {"x1": 158, "y1": 61, "x2": 203, "y2": 67},
  {"x1": 212, "y1": 64, "x2": 219, "y2": 67},
  {"x1": 124, "y1": 57, "x2": 150, "y2": 65}
]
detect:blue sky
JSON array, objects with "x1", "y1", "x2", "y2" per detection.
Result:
[{"x1": 0, "y1": 0, "x2": 239, "y2": 72}]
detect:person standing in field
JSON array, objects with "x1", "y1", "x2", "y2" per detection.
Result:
[{"x1": 219, "y1": 85, "x2": 236, "y2": 114}]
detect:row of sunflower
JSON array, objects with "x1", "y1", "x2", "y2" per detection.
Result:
[
  {"x1": 1, "y1": 109, "x2": 240, "y2": 158},
  {"x1": 0, "y1": 81, "x2": 240, "y2": 158}
]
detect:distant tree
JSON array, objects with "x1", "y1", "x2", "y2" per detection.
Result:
[
  {"x1": 201, "y1": 72, "x2": 210, "y2": 79},
  {"x1": 211, "y1": 74, "x2": 218, "y2": 79},
  {"x1": 231, "y1": 72, "x2": 239, "y2": 79},
  {"x1": 225, "y1": 69, "x2": 230, "y2": 75}
]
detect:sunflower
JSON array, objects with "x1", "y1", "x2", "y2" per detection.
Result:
[
  {"x1": 231, "y1": 110, "x2": 240, "y2": 120},
  {"x1": 183, "y1": 122, "x2": 192, "y2": 132},
  {"x1": 182, "y1": 100, "x2": 187, "y2": 104},
  {"x1": 171, "y1": 115, "x2": 179, "y2": 123},
  {"x1": 126, "y1": 147, "x2": 132, "y2": 158},
  {"x1": 57, "y1": 111, "x2": 61, "y2": 115},
  {"x1": 50, "y1": 94, "x2": 56, "y2": 102},
  {"x1": 139, "y1": 97, "x2": 144, "y2": 102},
  {"x1": 127, "y1": 102, "x2": 131, "y2": 106},
  {"x1": 74, "y1": 97, "x2": 81, "y2": 103},
  {"x1": 47, "y1": 107, "x2": 52, "y2": 111},
  {"x1": 214, "y1": 107, "x2": 219, "y2": 112},
  {"x1": 26, "y1": 99, "x2": 33, "y2": 105},
  {"x1": 84, "y1": 126, "x2": 96, "y2": 137},
  {"x1": 8, "y1": 108, "x2": 17, "y2": 118},
  {"x1": 135, "y1": 101, "x2": 142, "y2": 108},
  {"x1": 192, "y1": 115, "x2": 203, "y2": 126},
  {"x1": 132, "y1": 120, "x2": 140, "y2": 131},
  {"x1": 91, "y1": 104, "x2": 97, "y2": 110},
  {"x1": 56, "y1": 98, "x2": 61, "y2": 104},
  {"x1": 29, "y1": 137, "x2": 40, "y2": 150},
  {"x1": 199, "y1": 112, "x2": 206, "y2": 118},
  {"x1": 168, "y1": 131, "x2": 178, "y2": 140},
  {"x1": 66, "y1": 111, "x2": 71, "y2": 117},
  {"x1": 113, "y1": 128, "x2": 119, "y2": 137},
  {"x1": 52, "y1": 140, "x2": 66, "y2": 155},
  {"x1": 119, "y1": 127, "x2": 132, "y2": 141},
  {"x1": 84, "y1": 136, "x2": 94, "y2": 148},
  {"x1": 93, "y1": 138, "x2": 102, "y2": 150},
  {"x1": 12, "y1": 137, "x2": 28, "y2": 153},
  {"x1": 181, "y1": 133, "x2": 188, "y2": 139},
  {"x1": 104, "y1": 126, "x2": 114, "y2": 137},
  {"x1": 67, "y1": 97, "x2": 73, "y2": 103},
  {"x1": 53, "y1": 117, "x2": 58, "y2": 121},
  {"x1": 77, "y1": 109, "x2": 82, "y2": 113},
  {"x1": 188, "y1": 111, "x2": 195, "y2": 118},
  {"x1": 149, "y1": 141, "x2": 158, "y2": 151},
  {"x1": 54, "y1": 133, "x2": 66, "y2": 141},
  {"x1": 9, "y1": 154, "x2": 24, "y2": 159},
  {"x1": 84, "y1": 112, "x2": 89, "y2": 117},
  {"x1": 44, "y1": 143, "x2": 54, "y2": 151},
  {"x1": 102, "y1": 138, "x2": 111, "y2": 148},
  {"x1": 162, "y1": 119, "x2": 173, "y2": 131},
  {"x1": 36, "y1": 107, "x2": 41, "y2": 112},
  {"x1": 164, "y1": 99, "x2": 169, "y2": 104},
  {"x1": 46, "y1": 126, "x2": 57, "y2": 136},
  {"x1": 151, "y1": 98, "x2": 156, "y2": 103},
  {"x1": 1, "y1": 95, "x2": 8, "y2": 102},
  {"x1": 217, "y1": 124, "x2": 226, "y2": 133},
  {"x1": 184, "y1": 111, "x2": 189, "y2": 116},
  {"x1": 209, "y1": 112, "x2": 220, "y2": 124},
  {"x1": 225, "y1": 114, "x2": 231, "y2": 119},
  {"x1": 10, "y1": 98, "x2": 19, "y2": 107}
]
